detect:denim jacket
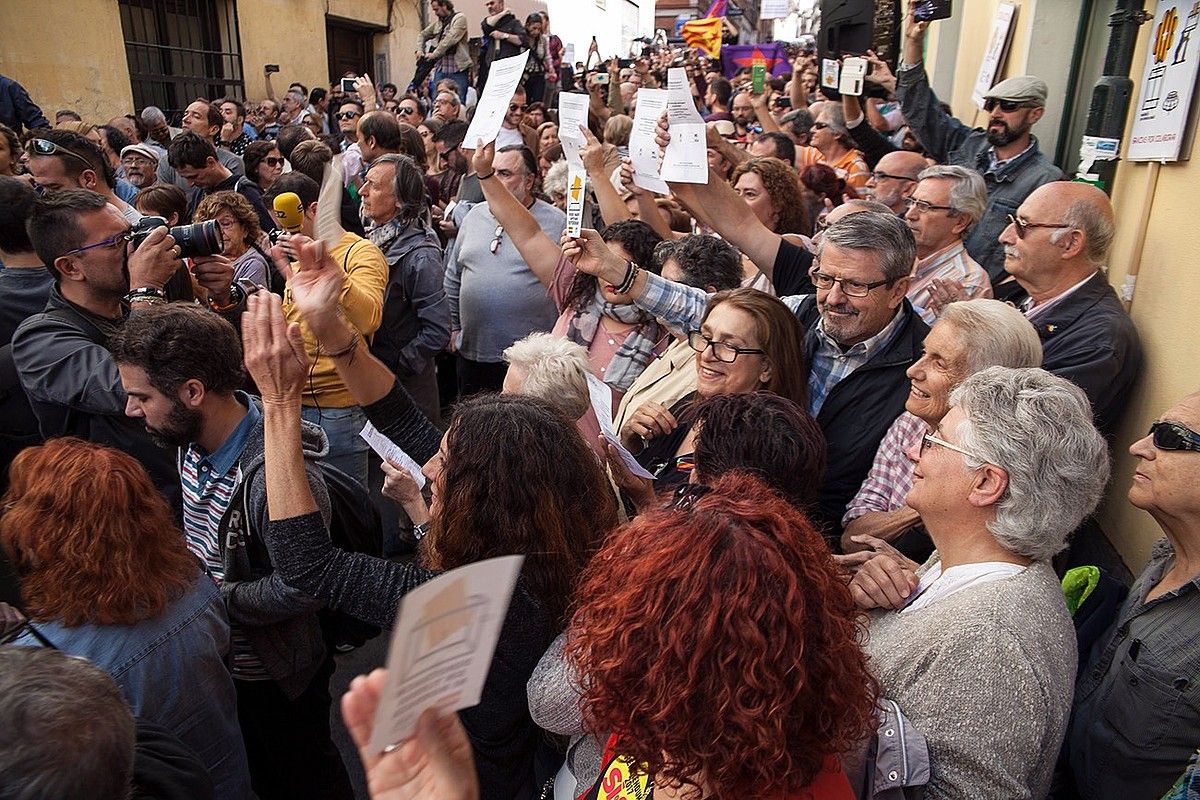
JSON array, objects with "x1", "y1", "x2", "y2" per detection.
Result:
[
  {"x1": 17, "y1": 576, "x2": 252, "y2": 799},
  {"x1": 896, "y1": 62, "x2": 1064, "y2": 282}
]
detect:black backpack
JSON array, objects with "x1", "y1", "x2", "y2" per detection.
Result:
[{"x1": 238, "y1": 458, "x2": 384, "y2": 648}]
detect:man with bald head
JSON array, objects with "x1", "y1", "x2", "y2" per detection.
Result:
[
  {"x1": 865, "y1": 150, "x2": 927, "y2": 215},
  {"x1": 999, "y1": 181, "x2": 1140, "y2": 436}
]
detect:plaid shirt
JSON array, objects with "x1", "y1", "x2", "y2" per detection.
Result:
[
  {"x1": 843, "y1": 411, "x2": 928, "y2": 525},
  {"x1": 806, "y1": 306, "x2": 908, "y2": 417},
  {"x1": 908, "y1": 242, "x2": 993, "y2": 324}
]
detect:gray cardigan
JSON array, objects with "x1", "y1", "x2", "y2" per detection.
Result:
[{"x1": 865, "y1": 555, "x2": 1076, "y2": 799}]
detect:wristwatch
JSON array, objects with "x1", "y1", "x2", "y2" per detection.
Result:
[{"x1": 413, "y1": 521, "x2": 431, "y2": 540}]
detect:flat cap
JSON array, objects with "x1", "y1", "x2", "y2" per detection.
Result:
[
  {"x1": 120, "y1": 143, "x2": 160, "y2": 162},
  {"x1": 984, "y1": 75, "x2": 1048, "y2": 107}
]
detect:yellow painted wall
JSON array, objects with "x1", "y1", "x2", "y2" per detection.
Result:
[
  {"x1": 0, "y1": 0, "x2": 421, "y2": 122},
  {"x1": 929, "y1": 3, "x2": 1200, "y2": 572},
  {"x1": 0, "y1": 0, "x2": 134, "y2": 120}
]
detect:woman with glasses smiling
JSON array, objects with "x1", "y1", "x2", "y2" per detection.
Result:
[
  {"x1": 852, "y1": 366, "x2": 1108, "y2": 798},
  {"x1": 620, "y1": 288, "x2": 809, "y2": 492}
]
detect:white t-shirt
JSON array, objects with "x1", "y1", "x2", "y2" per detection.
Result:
[
  {"x1": 901, "y1": 561, "x2": 1027, "y2": 614},
  {"x1": 495, "y1": 124, "x2": 525, "y2": 150}
]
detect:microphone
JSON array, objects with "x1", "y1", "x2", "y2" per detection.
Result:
[{"x1": 273, "y1": 192, "x2": 304, "y2": 234}]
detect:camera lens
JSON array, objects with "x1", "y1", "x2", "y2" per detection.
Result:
[{"x1": 169, "y1": 219, "x2": 224, "y2": 258}]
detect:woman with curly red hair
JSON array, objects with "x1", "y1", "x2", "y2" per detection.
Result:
[
  {"x1": 1, "y1": 437, "x2": 250, "y2": 799},
  {"x1": 562, "y1": 472, "x2": 878, "y2": 799}
]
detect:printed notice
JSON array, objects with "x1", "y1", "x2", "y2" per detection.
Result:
[
  {"x1": 587, "y1": 373, "x2": 656, "y2": 481},
  {"x1": 660, "y1": 68, "x2": 708, "y2": 184},
  {"x1": 559, "y1": 92, "x2": 591, "y2": 237},
  {"x1": 360, "y1": 422, "x2": 426, "y2": 489},
  {"x1": 368, "y1": 555, "x2": 524, "y2": 753},
  {"x1": 464, "y1": 51, "x2": 531, "y2": 149},
  {"x1": 630, "y1": 88, "x2": 669, "y2": 194}
]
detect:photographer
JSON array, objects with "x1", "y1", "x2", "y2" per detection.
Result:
[{"x1": 11, "y1": 190, "x2": 237, "y2": 513}]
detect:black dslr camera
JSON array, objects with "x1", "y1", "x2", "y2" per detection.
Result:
[{"x1": 130, "y1": 216, "x2": 224, "y2": 258}]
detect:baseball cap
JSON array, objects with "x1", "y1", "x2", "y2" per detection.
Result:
[{"x1": 984, "y1": 75, "x2": 1048, "y2": 107}]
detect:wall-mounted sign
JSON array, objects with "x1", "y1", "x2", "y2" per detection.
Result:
[
  {"x1": 971, "y1": 3, "x2": 1018, "y2": 109},
  {"x1": 1128, "y1": 1, "x2": 1200, "y2": 161}
]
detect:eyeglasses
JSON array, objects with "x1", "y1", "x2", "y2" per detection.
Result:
[
  {"x1": 508, "y1": 103, "x2": 527, "y2": 112},
  {"x1": 983, "y1": 98, "x2": 1032, "y2": 113},
  {"x1": 121, "y1": 155, "x2": 155, "y2": 167},
  {"x1": 336, "y1": 111, "x2": 361, "y2": 120},
  {"x1": 1149, "y1": 421, "x2": 1200, "y2": 453},
  {"x1": 811, "y1": 121, "x2": 829, "y2": 130},
  {"x1": 398, "y1": 106, "x2": 418, "y2": 115},
  {"x1": 1006, "y1": 214, "x2": 1071, "y2": 239},
  {"x1": 905, "y1": 197, "x2": 956, "y2": 214},
  {"x1": 63, "y1": 229, "x2": 132, "y2": 257},
  {"x1": 809, "y1": 268, "x2": 893, "y2": 297},
  {"x1": 29, "y1": 138, "x2": 93, "y2": 168},
  {"x1": 687, "y1": 330, "x2": 765, "y2": 363},
  {"x1": 870, "y1": 170, "x2": 917, "y2": 183},
  {"x1": 264, "y1": 156, "x2": 285, "y2": 167},
  {"x1": 489, "y1": 224, "x2": 504, "y2": 255},
  {"x1": 920, "y1": 431, "x2": 989, "y2": 463}
]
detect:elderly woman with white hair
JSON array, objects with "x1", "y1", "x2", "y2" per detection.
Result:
[
  {"x1": 842, "y1": 299, "x2": 1042, "y2": 560},
  {"x1": 852, "y1": 366, "x2": 1109, "y2": 799}
]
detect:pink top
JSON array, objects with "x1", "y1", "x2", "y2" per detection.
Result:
[{"x1": 549, "y1": 254, "x2": 666, "y2": 409}]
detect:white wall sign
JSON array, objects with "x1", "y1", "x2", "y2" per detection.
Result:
[
  {"x1": 1128, "y1": 1, "x2": 1200, "y2": 161},
  {"x1": 761, "y1": 0, "x2": 791, "y2": 20},
  {"x1": 971, "y1": 3, "x2": 1018, "y2": 109}
]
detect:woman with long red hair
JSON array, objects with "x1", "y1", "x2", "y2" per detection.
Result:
[
  {"x1": 1, "y1": 438, "x2": 250, "y2": 799},
  {"x1": 562, "y1": 472, "x2": 878, "y2": 799}
]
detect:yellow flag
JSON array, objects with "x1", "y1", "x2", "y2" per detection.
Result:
[{"x1": 681, "y1": 17, "x2": 723, "y2": 58}]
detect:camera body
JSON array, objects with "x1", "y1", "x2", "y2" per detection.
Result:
[{"x1": 130, "y1": 216, "x2": 224, "y2": 259}]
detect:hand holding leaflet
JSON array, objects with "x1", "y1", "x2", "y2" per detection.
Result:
[
  {"x1": 558, "y1": 92, "x2": 591, "y2": 237},
  {"x1": 462, "y1": 51, "x2": 531, "y2": 149},
  {"x1": 587, "y1": 373, "x2": 656, "y2": 481},
  {"x1": 660, "y1": 68, "x2": 708, "y2": 184},
  {"x1": 367, "y1": 555, "x2": 524, "y2": 753},
  {"x1": 629, "y1": 88, "x2": 670, "y2": 194},
  {"x1": 360, "y1": 422, "x2": 426, "y2": 489}
]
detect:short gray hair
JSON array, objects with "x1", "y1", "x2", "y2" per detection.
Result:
[
  {"x1": 1051, "y1": 198, "x2": 1115, "y2": 265},
  {"x1": 544, "y1": 158, "x2": 569, "y2": 198},
  {"x1": 140, "y1": 105, "x2": 166, "y2": 125},
  {"x1": 917, "y1": 164, "x2": 987, "y2": 229},
  {"x1": 938, "y1": 299, "x2": 1043, "y2": 374},
  {"x1": 820, "y1": 102, "x2": 850, "y2": 139},
  {"x1": 818, "y1": 211, "x2": 917, "y2": 282},
  {"x1": 502, "y1": 333, "x2": 591, "y2": 419},
  {"x1": 0, "y1": 647, "x2": 136, "y2": 800},
  {"x1": 950, "y1": 367, "x2": 1109, "y2": 561}
]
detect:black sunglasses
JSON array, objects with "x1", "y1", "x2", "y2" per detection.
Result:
[
  {"x1": 509, "y1": 103, "x2": 527, "y2": 112},
  {"x1": 264, "y1": 156, "x2": 285, "y2": 167},
  {"x1": 29, "y1": 138, "x2": 93, "y2": 168},
  {"x1": 1150, "y1": 421, "x2": 1200, "y2": 453},
  {"x1": 336, "y1": 111, "x2": 361, "y2": 120},
  {"x1": 983, "y1": 98, "x2": 1032, "y2": 113}
]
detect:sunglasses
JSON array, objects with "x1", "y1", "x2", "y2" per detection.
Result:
[
  {"x1": 336, "y1": 111, "x2": 361, "y2": 120},
  {"x1": 264, "y1": 156, "x2": 285, "y2": 167},
  {"x1": 811, "y1": 121, "x2": 829, "y2": 130},
  {"x1": 490, "y1": 224, "x2": 504, "y2": 254},
  {"x1": 1150, "y1": 421, "x2": 1200, "y2": 453},
  {"x1": 509, "y1": 103, "x2": 527, "y2": 112},
  {"x1": 398, "y1": 106, "x2": 418, "y2": 115},
  {"x1": 983, "y1": 98, "x2": 1032, "y2": 113},
  {"x1": 1006, "y1": 214, "x2": 1071, "y2": 239},
  {"x1": 29, "y1": 138, "x2": 93, "y2": 168}
]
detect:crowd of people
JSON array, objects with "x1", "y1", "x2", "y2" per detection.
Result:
[{"x1": 0, "y1": 2, "x2": 1197, "y2": 799}]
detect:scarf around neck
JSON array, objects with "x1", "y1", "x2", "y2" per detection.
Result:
[{"x1": 564, "y1": 288, "x2": 663, "y2": 392}]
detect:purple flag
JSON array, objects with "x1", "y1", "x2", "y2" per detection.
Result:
[{"x1": 720, "y1": 43, "x2": 792, "y2": 79}]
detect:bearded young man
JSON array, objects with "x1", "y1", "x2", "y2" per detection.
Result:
[{"x1": 895, "y1": 6, "x2": 1062, "y2": 287}]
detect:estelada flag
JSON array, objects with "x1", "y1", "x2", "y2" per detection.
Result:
[
  {"x1": 682, "y1": 17, "x2": 723, "y2": 57},
  {"x1": 720, "y1": 42, "x2": 793, "y2": 79}
]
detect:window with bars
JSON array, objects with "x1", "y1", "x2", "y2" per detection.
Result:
[{"x1": 118, "y1": 0, "x2": 245, "y2": 123}]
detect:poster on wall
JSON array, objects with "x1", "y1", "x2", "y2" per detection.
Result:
[
  {"x1": 1128, "y1": 1, "x2": 1200, "y2": 161},
  {"x1": 761, "y1": 0, "x2": 790, "y2": 19},
  {"x1": 971, "y1": 3, "x2": 1018, "y2": 109}
]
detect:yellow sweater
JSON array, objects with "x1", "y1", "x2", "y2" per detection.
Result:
[{"x1": 283, "y1": 231, "x2": 389, "y2": 408}]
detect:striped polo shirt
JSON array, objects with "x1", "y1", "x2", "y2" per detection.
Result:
[{"x1": 181, "y1": 392, "x2": 269, "y2": 681}]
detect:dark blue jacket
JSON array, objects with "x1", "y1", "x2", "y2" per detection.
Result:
[
  {"x1": 1031, "y1": 271, "x2": 1142, "y2": 438},
  {"x1": 897, "y1": 63, "x2": 1064, "y2": 283},
  {"x1": 0, "y1": 75, "x2": 49, "y2": 134}
]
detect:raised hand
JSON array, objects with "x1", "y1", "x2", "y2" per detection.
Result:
[
  {"x1": 342, "y1": 670, "x2": 480, "y2": 800},
  {"x1": 271, "y1": 235, "x2": 345, "y2": 324},
  {"x1": 580, "y1": 126, "x2": 607, "y2": 175},
  {"x1": 470, "y1": 139, "x2": 495, "y2": 177},
  {"x1": 241, "y1": 292, "x2": 310, "y2": 405},
  {"x1": 560, "y1": 229, "x2": 626, "y2": 285}
]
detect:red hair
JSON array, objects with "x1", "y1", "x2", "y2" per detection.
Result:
[
  {"x1": 566, "y1": 472, "x2": 878, "y2": 798},
  {"x1": 1, "y1": 438, "x2": 197, "y2": 626}
]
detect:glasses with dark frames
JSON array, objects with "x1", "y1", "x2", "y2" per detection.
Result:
[
  {"x1": 64, "y1": 229, "x2": 133, "y2": 257},
  {"x1": 509, "y1": 103, "x2": 528, "y2": 112},
  {"x1": 808, "y1": 267, "x2": 893, "y2": 297},
  {"x1": 336, "y1": 111, "x2": 361, "y2": 120},
  {"x1": 686, "y1": 330, "x2": 765, "y2": 363},
  {"x1": 983, "y1": 98, "x2": 1032, "y2": 113},
  {"x1": 1149, "y1": 421, "x2": 1200, "y2": 453},
  {"x1": 870, "y1": 170, "x2": 917, "y2": 183}
]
